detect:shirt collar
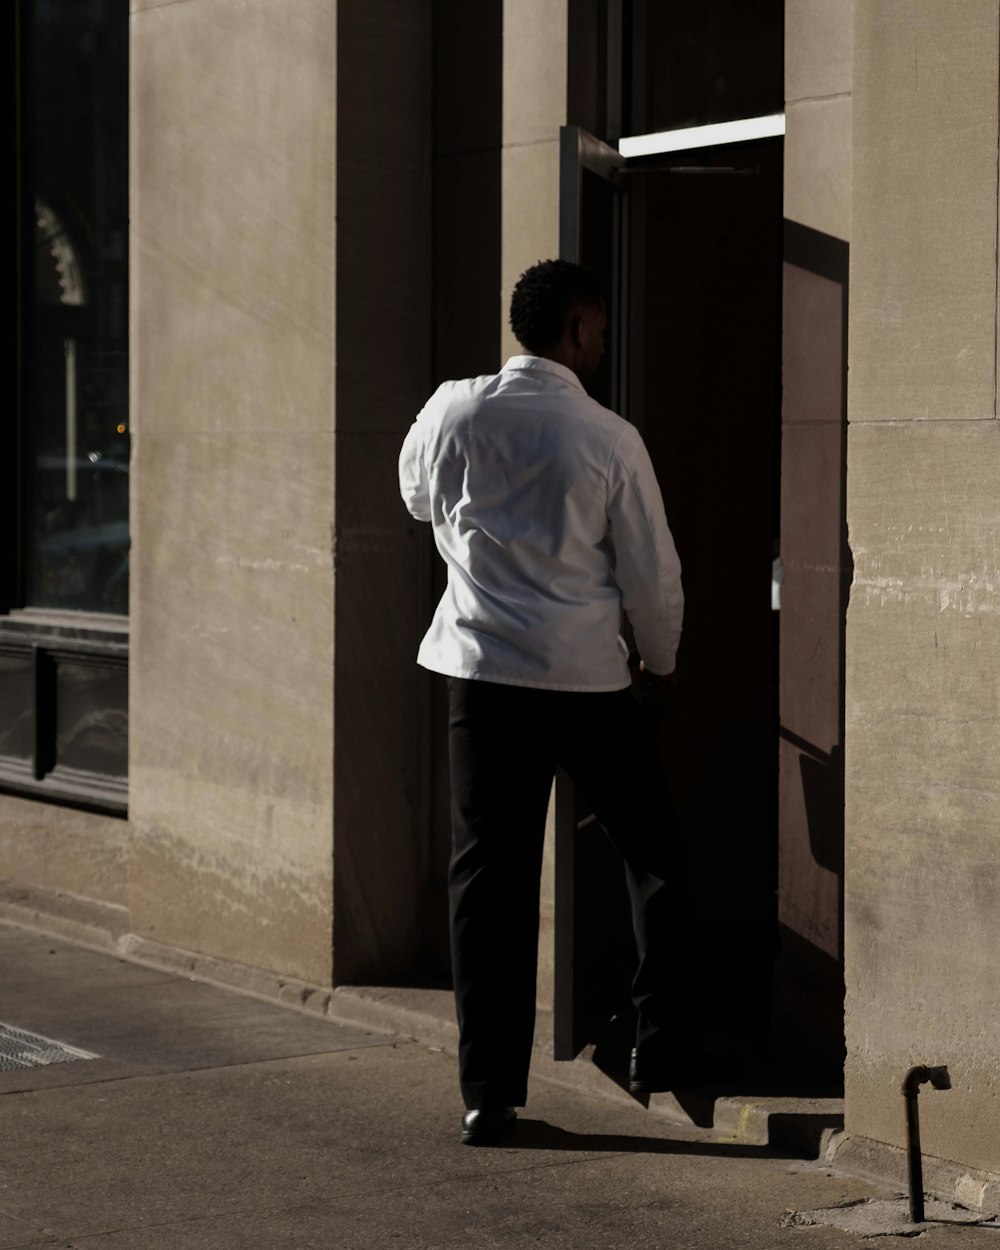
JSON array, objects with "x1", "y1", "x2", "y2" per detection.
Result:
[{"x1": 502, "y1": 354, "x2": 586, "y2": 393}]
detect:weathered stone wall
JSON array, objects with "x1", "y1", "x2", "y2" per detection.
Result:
[
  {"x1": 501, "y1": 0, "x2": 568, "y2": 364},
  {"x1": 130, "y1": 0, "x2": 338, "y2": 985},
  {"x1": 130, "y1": 0, "x2": 433, "y2": 988},
  {"x1": 776, "y1": 0, "x2": 853, "y2": 1066},
  {"x1": 845, "y1": 0, "x2": 1000, "y2": 1175},
  {"x1": 0, "y1": 794, "x2": 126, "y2": 916},
  {"x1": 499, "y1": 0, "x2": 569, "y2": 1011}
]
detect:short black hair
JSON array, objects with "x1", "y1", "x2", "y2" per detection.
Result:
[{"x1": 509, "y1": 259, "x2": 606, "y2": 352}]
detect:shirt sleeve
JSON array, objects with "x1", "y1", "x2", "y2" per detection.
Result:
[
  {"x1": 398, "y1": 407, "x2": 432, "y2": 523},
  {"x1": 606, "y1": 426, "x2": 684, "y2": 675}
]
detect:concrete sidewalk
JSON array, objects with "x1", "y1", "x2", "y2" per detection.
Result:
[
  {"x1": 0, "y1": 922, "x2": 996, "y2": 1249},
  {"x1": 326, "y1": 981, "x2": 845, "y2": 1159}
]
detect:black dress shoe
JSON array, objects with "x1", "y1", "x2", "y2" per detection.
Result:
[{"x1": 461, "y1": 1105, "x2": 516, "y2": 1146}]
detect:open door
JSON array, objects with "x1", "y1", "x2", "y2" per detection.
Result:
[{"x1": 553, "y1": 124, "x2": 783, "y2": 1066}]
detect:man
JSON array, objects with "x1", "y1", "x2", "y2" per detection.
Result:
[{"x1": 399, "y1": 259, "x2": 685, "y2": 1146}]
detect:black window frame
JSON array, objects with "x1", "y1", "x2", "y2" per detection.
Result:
[{"x1": 1, "y1": 1, "x2": 129, "y2": 819}]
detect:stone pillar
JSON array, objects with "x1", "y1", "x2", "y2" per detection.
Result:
[
  {"x1": 332, "y1": 4, "x2": 432, "y2": 982},
  {"x1": 422, "y1": 1, "x2": 505, "y2": 977},
  {"x1": 775, "y1": 0, "x2": 853, "y2": 1066},
  {"x1": 846, "y1": 0, "x2": 1000, "y2": 1175},
  {"x1": 130, "y1": 0, "x2": 433, "y2": 987},
  {"x1": 500, "y1": 0, "x2": 569, "y2": 1011},
  {"x1": 130, "y1": 0, "x2": 338, "y2": 985},
  {"x1": 501, "y1": 1, "x2": 568, "y2": 360}
]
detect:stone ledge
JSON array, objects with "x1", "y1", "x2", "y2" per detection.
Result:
[
  {"x1": 0, "y1": 880, "x2": 129, "y2": 951},
  {"x1": 713, "y1": 1095, "x2": 844, "y2": 1152},
  {"x1": 826, "y1": 1133, "x2": 1000, "y2": 1218}
]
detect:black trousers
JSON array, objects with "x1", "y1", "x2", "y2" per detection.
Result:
[{"x1": 447, "y1": 676, "x2": 687, "y2": 1110}]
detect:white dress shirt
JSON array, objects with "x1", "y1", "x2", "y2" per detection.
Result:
[{"x1": 398, "y1": 355, "x2": 683, "y2": 692}]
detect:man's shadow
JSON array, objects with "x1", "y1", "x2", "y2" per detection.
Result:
[{"x1": 502, "y1": 1119, "x2": 792, "y2": 1159}]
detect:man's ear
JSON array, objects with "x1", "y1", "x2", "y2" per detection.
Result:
[{"x1": 568, "y1": 312, "x2": 585, "y2": 348}]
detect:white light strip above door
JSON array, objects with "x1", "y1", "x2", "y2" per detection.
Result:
[{"x1": 618, "y1": 112, "x2": 785, "y2": 158}]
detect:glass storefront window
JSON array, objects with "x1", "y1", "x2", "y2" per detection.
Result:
[{"x1": 23, "y1": 0, "x2": 129, "y2": 615}]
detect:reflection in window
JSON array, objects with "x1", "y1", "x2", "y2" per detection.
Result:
[{"x1": 24, "y1": 1, "x2": 129, "y2": 615}]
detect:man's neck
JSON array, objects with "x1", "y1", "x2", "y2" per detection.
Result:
[{"x1": 525, "y1": 345, "x2": 582, "y2": 381}]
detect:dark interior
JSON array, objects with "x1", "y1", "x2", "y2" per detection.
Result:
[{"x1": 566, "y1": 136, "x2": 784, "y2": 1065}]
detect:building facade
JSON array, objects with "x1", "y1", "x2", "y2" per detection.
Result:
[{"x1": 2, "y1": 0, "x2": 997, "y2": 1207}]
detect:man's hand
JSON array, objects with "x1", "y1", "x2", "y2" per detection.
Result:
[
  {"x1": 633, "y1": 659, "x2": 678, "y2": 710},
  {"x1": 638, "y1": 660, "x2": 677, "y2": 694}
]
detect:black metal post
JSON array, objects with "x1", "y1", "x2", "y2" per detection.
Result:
[{"x1": 901, "y1": 1064, "x2": 951, "y2": 1225}]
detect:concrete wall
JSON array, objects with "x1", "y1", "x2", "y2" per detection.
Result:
[
  {"x1": 775, "y1": 0, "x2": 853, "y2": 1066},
  {"x1": 845, "y1": 0, "x2": 1000, "y2": 1176},
  {"x1": 784, "y1": 0, "x2": 853, "y2": 243},
  {"x1": 0, "y1": 794, "x2": 126, "y2": 915},
  {"x1": 129, "y1": 0, "x2": 338, "y2": 985},
  {"x1": 130, "y1": 0, "x2": 433, "y2": 989},
  {"x1": 500, "y1": 0, "x2": 568, "y2": 363}
]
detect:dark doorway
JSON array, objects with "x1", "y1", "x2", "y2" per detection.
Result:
[
  {"x1": 634, "y1": 137, "x2": 783, "y2": 1054},
  {"x1": 557, "y1": 132, "x2": 783, "y2": 1065}
]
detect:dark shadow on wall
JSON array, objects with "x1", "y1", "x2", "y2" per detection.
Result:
[
  {"x1": 773, "y1": 218, "x2": 852, "y2": 1079},
  {"x1": 416, "y1": 0, "x2": 504, "y2": 981},
  {"x1": 786, "y1": 731, "x2": 845, "y2": 878}
]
